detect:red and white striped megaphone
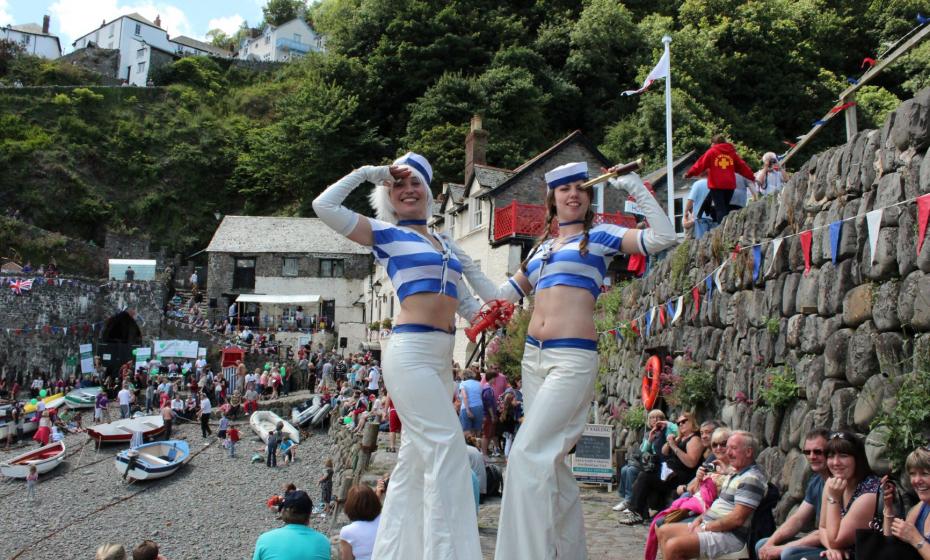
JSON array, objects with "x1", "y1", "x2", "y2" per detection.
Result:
[{"x1": 465, "y1": 300, "x2": 515, "y2": 343}]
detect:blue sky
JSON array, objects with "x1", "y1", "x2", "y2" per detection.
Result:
[{"x1": 1, "y1": 0, "x2": 269, "y2": 50}]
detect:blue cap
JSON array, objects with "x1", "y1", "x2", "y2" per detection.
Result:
[{"x1": 544, "y1": 162, "x2": 588, "y2": 189}]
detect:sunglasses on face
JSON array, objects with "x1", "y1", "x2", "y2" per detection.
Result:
[
  {"x1": 676, "y1": 419, "x2": 688, "y2": 425},
  {"x1": 802, "y1": 449, "x2": 825, "y2": 456},
  {"x1": 712, "y1": 442, "x2": 727, "y2": 448}
]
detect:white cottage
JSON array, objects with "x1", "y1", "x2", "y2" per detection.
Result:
[
  {"x1": 237, "y1": 18, "x2": 323, "y2": 62},
  {"x1": 2, "y1": 16, "x2": 62, "y2": 59}
]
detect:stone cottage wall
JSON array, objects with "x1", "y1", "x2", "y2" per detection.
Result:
[{"x1": 598, "y1": 87, "x2": 930, "y2": 518}]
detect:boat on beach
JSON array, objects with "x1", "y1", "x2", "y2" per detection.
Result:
[
  {"x1": 114, "y1": 440, "x2": 190, "y2": 481},
  {"x1": 0, "y1": 441, "x2": 66, "y2": 478},
  {"x1": 65, "y1": 387, "x2": 102, "y2": 409},
  {"x1": 250, "y1": 411, "x2": 299, "y2": 444},
  {"x1": 291, "y1": 395, "x2": 322, "y2": 427},
  {"x1": 87, "y1": 415, "x2": 166, "y2": 443},
  {"x1": 24, "y1": 393, "x2": 65, "y2": 413}
]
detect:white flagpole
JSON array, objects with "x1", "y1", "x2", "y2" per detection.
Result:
[{"x1": 662, "y1": 35, "x2": 675, "y2": 228}]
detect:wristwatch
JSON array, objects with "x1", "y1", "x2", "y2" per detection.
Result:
[
  {"x1": 826, "y1": 497, "x2": 838, "y2": 504},
  {"x1": 915, "y1": 540, "x2": 924, "y2": 550}
]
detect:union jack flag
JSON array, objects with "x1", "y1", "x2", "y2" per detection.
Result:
[{"x1": 10, "y1": 278, "x2": 33, "y2": 294}]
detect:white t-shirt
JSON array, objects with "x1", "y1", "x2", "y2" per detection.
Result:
[
  {"x1": 466, "y1": 445, "x2": 487, "y2": 494},
  {"x1": 339, "y1": 515, "x2": 381, "y2": 560},
  {"x1": 367, "y1": 367, "x2": 380, "y2": 391},
  {"x1": 117, "y1": 389, "x2": 132, "y2": 406},
  {"x1": 200, "y1": 398, "x2": 212, "y2": 414}
]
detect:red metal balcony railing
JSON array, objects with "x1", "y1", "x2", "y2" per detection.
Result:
[{"x1": 493, "y1": 201, "x2": 638, "y2": 242}]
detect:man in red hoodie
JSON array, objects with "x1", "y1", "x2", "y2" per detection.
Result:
[{"x1": 685, "y1": 134, "x2": 755, "y2": 223}]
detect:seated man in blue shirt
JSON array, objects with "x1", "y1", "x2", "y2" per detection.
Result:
[
  {"x1": 756, "y1": 428, "x2": 830, "y2": 560},
  {"x1": 253, "y1": 490, "x2": 329, "y2": 560}
]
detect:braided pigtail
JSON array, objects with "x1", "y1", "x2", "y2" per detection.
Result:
[
  {"x1": 520, "y1": 203, "x2": 557, "y2": 273},
  {"x1": 578, "y1": 208, "x2": 595, "y2": 257}
]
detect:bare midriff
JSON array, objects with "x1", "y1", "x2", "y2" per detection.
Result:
[
  {"x1": 395, "y1": 292, "x2": 459, "y2": 332},
  {"x1": 527, "y1": 285, "x2": 597, "y2": 341}
]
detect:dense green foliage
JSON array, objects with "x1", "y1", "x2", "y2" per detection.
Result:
[
  {"x1": 0, "y1": 0, "x2": 927, "y2": 257},
  {"x1": 873, "y1": 368, "x2": 930, "y2": 471},
  {"x1": 757, "y1": 366, "x2": 800, "y2": 410}
]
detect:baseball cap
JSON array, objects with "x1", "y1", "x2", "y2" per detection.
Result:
[{"x1": 280, "y1": 490, "x2": 313, "y2": 514}]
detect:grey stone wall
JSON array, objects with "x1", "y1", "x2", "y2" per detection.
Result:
[
  {"x1": 599, "y1": 87, "x2": 930, "y2": 518},
  {"x1": 0, "y1": 276, "x2": 165, "y2": 379}
]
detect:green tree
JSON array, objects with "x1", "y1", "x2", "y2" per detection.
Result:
[{"x1": 262, "y1": 0, "x2": 307, "y2": 27}]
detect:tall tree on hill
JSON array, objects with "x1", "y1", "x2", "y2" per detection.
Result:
[{"x1": 263, "y1": 0, "x2": 307, "y2": 27}]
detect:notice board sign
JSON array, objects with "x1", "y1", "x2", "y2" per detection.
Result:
[{"x1": 571, "y1": 423, "x2": 613, "y2": 486}]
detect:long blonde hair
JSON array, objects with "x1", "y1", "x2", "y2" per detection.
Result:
[{"x1": 520, "y1": 184, "x2": 595, "y2": 273}]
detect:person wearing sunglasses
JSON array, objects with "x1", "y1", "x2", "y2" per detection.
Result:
[
  {"x1": 621, "y1": 411, "x2": 704, "y2": 525},
  {"x1": 818, "y1": 430, "x2": 881, "y2": 560},
  {"x1": 756, "y1": 428, "x2": 831, "y2": 560}
]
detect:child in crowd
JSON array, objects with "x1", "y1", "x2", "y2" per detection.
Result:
[
  {"x1": 26, "y1": 465, "x2": 38, "y2": 502},
  {"x1": 218, "y1": 411, "x2": 229, "y2": 440},
  {"x1": 226, "y1": 424, "x2": 240, "y2": 458},
  {"x1": 279, "y1": 437, "x2": 295, "y2": 465},
  {"x1": 318, "y1": 458, "x2": 334, "y2": 517}
]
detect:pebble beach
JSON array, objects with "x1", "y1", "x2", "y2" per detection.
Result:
[{"x1": 0, "y1": 415, "x2": 335, "y2": 560}]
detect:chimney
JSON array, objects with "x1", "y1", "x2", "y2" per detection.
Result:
[
  {"x1": 464, "y1": 114, "x2": 488, "y2": 183},
  {"x1": 42, "y1": 15, "x2": 50, "y2": 34},
  {"x1": 154, "y1": 14, "x2": 161, "y2": 28}
]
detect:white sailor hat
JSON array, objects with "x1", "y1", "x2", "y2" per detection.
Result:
[
  {"x1": 393, "y1": 151, "x2": 432, "y2": 187},
  {"x1": 368, "y1": 151, "x2": 435, "y2": 224},
  {"x1": 544, "y1": 161, "x2": 588, "y2": 189}
]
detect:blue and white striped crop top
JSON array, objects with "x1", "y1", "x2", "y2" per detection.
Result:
[
  {"x1": 524, "y1": 224, "x2": 639, "y2": 299},
  {"x1": 369, "y1": 219, "x2": 462, "y2": 302}
]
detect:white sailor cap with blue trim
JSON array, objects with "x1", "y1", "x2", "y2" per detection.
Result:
[
  {"x1": 544, "y1": 162, "x2": 588, "y2": 189},
  {"x1": 393, "y1": 151, "x2": 433, "y2": 186}
]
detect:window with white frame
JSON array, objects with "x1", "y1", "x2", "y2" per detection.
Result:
[
  {"x1": 264, "y1": 35, "x2": 270, "y2": 45},
  {"x1": 591, "y1": 183, "x2": 604, "y2": 215},
  {"x1": 21, "y1": 35, "x2": 30, "y2": 46},
  {"x1": 469, "y1": 198, "x2": 483, "y2": 230},
  {"x1": 448, "y1": 214, "x2": 456, "y2": 239},
  {"x1": 293, "y1": 33, "x2": 301, "y2": 43},
  {"x1": 108, "y1": 25, "x2": 114, "y2": 37},
  {"x1": 137, "y1": 62, "x2": 145, "y2": 73},
  {"x1": 282, "y1": 257, "x2": 298, "y2": 277},
  {"x1": 136, "y1": 48, "x2": 145, "y2": 59},
  {"x1": 134, "y1": 23, "x2": 141, "y2": 35},
  {"x1": 320, "y1": 259, "x2": 344, "y2": 278},
  {"x1": 673, "y1": 195, "x2": 686, "y2": 234}
]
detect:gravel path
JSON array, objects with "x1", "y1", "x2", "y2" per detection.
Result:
[{"x1": 0, "y1": 417, "x2": 334, "y2": 560}]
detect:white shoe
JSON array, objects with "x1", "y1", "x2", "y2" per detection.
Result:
[{"x1": 612, "y1": 500, "x2": 628, "y2": 512}]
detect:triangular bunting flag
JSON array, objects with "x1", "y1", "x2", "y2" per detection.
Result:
[
  {"x1": 829, "y1": 221, "x2": 843, "y2": 265},
  {"x1": 917, "y1": 194, "x2": 930, "y2": 254},
  {"x1": 767, "y1": 238, "x2": 783, "y2": 275},
  {"x1": 673, "y1": 296, "x2": 684, "y2": 324},
  {"x1": 644, "y1": 308, "x2": 653, "y2": 337},
  {"x1": 666, "y1": 300, "x2": 675, "y2": 322},
  {"x1": 731, "y1": 243, "x2": 741, "y2": 260},
  {"x1": 705, "y1": 275, "x2": 714, "y2": 301},
  {"x1": 752, "y1": 246, "x2": 763, "y2": 282},
  {"x1": 659, "y1": 305, "x2": 666, "y2": 326},
  {"x1": 714, "y1": 264, "x2": 724, "y2": 295},
  {"x1": 866, "y1": 209, "x2": 883, "y2": 264},
  {"x1": 630, "y1": 319, "x2": 639, "y2": 336},
  {"x1": 799, "y1": 230, "x2": 813, "y2": 275},
  {"x1": 692, "y1": 287, "x2": 701, "y2": 317}
]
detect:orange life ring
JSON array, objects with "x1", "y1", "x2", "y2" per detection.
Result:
[{"x1": 641, "y1": 355, "x2": 662, "y2": 409}]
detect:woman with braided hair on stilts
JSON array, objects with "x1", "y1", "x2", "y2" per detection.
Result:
[
  {"x1": 449, "y1": 161, "x2": 677, "y2": 559},
  {"x1": 312, "y1": 152, "x2": 483, "y2": 559}
]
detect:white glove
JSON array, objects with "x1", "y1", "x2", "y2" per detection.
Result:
[
  {"x1": 444, "y1": 236, "x2": 523, "y2": 303},
  {"x1": 312, "y1": 166, "x2": 393, "y2": 235},
  {"x1": 455, "y1": 278, "x2": 481, "y2": 325},
  {"x1": 609, "y1": 172, "x2": 677, "y2": 254}
]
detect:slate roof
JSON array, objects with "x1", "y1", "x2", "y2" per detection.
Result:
[
  {"x1": 205, "y1": 216, "x2": 369, "y2": 255},
  {"x1": 10, "y1": 23, "x2": 54, "y2": 37},
  {"x1": 172, "y1": 35, "x2": 232, "y2": 58}
]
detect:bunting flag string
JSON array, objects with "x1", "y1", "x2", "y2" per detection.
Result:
[
  {"x1": 2, "y1": 321, "x2": 103, "y2": 337},
  {"x1": 799, "y1": 230, "x2": 813, "y2": 275},
  {"x1": 829, "y1": 101, "x2": 857, "y2": 114},
  {"x1": 658, "y1": 305, "x2": 667, "y2": 326},
  {"x1": 596, "y1": 192, "x2": 929, "y2": 339}
]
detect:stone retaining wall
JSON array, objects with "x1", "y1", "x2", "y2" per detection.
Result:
[{"x1": 599, "y1": 87, "x2": 930, "y2": 519}]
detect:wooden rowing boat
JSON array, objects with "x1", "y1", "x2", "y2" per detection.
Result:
[
  {"x1": 114, "y1": 440, "x2": 190, "y2": 481},
  {"x1": 0, "y1": 441, "x2": 66, "y2": 478},
  {"x1": 86, "y1": 415, "x2": 166, "y2": 443}
]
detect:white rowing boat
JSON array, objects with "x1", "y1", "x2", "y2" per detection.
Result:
[
  {"x1": 87, "y1": 415, "x2": 166, "y2": 443},
  {"x1": 114, "y1": 440, "x2": 190, "y2": 481},
  {"x1": 0, "y1": 441, "x2": 66, "y2": 478},
  {"x1": 65, "y1": 387, "x2": 102, "y2": 409},
  {"x1": 250, "y1": 410, "x2": 299, "y2": 444}
]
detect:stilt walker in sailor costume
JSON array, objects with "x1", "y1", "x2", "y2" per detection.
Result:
[
  {"x1": 312, "y1": 153, "x2": 483, "y2": 560},
  {"x1": 450, "y1": 162, "x2": 677, "y2": 559}
]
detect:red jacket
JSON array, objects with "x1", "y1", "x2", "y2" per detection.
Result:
[{"x1": 685, "y1": 143, "x2": 755, "y2": 190}]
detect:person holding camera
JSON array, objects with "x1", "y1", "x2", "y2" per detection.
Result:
[
  {"x1": 613, "y1": 409, "x2": 677, "y2": 512},
  {"x1": 755, "y1": 152, "x2": 788, "y2": 197},
  {"x1": 881, "y1": 446, "x2": 930, "y2": 559}
]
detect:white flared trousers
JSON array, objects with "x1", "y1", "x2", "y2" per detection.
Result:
[
  {"x1": 373, "y1": 331, "x2": 482, "y2": 560},
  {"x1": 495, "y1": 343, "x2": 599, "y2": 560}
]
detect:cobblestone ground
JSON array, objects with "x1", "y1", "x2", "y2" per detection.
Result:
[{"x1": 477, "y1": 462, "x2": 650, "y2": 559}]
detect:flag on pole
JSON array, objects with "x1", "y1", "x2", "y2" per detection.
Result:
[
  {"x1": 10, "y1": 279, "x2": 33, "y2": 295},
  {"x1": 621, "y1": 49, "x2": 669, "y2": 96}
]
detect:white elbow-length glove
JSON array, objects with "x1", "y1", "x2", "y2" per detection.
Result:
[
  {"x1": 312, "y1": 166, "x2": 393, "y2": 235},
  {"x1": 609, "y1": 172, "x2": 677, "y2": 254},
  {"x1": 455, "y1": 278, "x2": 481, "y2": 325},
  {"x1": 443, "y1": 237, "x2": 524, "y2": 304}
]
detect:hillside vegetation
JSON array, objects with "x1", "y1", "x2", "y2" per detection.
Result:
[{"x1": 1, "y1": 0, "x2": 927, "y2": 256}]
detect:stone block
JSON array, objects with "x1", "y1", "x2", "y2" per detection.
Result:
[
  {"x1": 898, "y1": 206, "x2": 918, "y2": 278},
  {"x1": 757, "y1": 446, "x2": 787, "y2": 489},
  {"x1": 765, "y1": 274, "x2": 785, "y2": 317},
  {"x1": 875, "y1": 331, "x2": 911, "y2": 379},
  {"x1": 847, "y1": 321, "x2": 879, "y2": 387},
  {"x1": 784, "y1": 399, "x2": 811, "y2": 452},
  {"x1": 782, "y1": 273, "x2": 801, "y2": 317},
  {"x1": 830, "y1": 387, "x2": 858, "y2": 431},
  {"x1": 904, "y1": 150, "x2": 923, "y2": 200},
  {"x1": 787, "y1": 235, "x2": 806, "y2": 273},
  {"x1": 853, "y1": 374, "x2": 887, "y2": 430},
  {"x1": 897, "y1": 270, "x2": 926, "y2": 327},
  {"x1": 842, "y1": 284, "x2": 873, "y2": 327},
  {"x1": 811, "y1": 211, "x2": 829, "y2": 265},
  {"x1": 799, "y1": 355, "x2": 827, "y2": 403},
  {"x1": 912, "y1": 273, "x2": 930, "y2": 331},
  {"x1": 916, "y1": 334, "x2": 930, "y2": 375},
  {"x1": 817, "y1": 378, "x2": 850, "y2": 412},
  {"x1": 872, "y1": 280, "x2": 901, "y2": 331},
  {"x1": 846, "y1": 131, "x2": 869, "y2": 195},
  {"x1": 863, "y1": 227, "x2": 899, "y2": 281},
  {"x1": 889, "y1": 91, "x2": 930, "y2": 153},
  {"x1": 861, "y1": 130, "x2": 880, "y2": 190},
  {"x1": 781, "y1": 449, "x2": 812, "y2": 502},
  {"x1": 786, "y1": 314, "x2": 805, "y2": 348},
  {"x1": 796, "y1": 270, "x2": 819, "y2": 314},
  {"x1": 921, "y1": 145, "x2": 930, "y2": 194},
  {"x1": 751, "y1": 408, "x2": 769, "y2": 446},
  {"x1": 876, "y1": 173, "x2": 905, "y2": 226},
  {"x1": 866, "y1": 425, "x2": 893, "y2": 476},
  {"x1": 765, "y1": 235, "x2": 789, "y2": 280},
  {"x1": 839, "y1": 200, "x2": 862, "y2": 258}
]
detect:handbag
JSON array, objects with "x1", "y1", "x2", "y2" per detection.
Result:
[
  {"x1": 853, "y1": 487, "x2": 922, "y2": 560},
  {"x1": 640, "y1": 451, "x2": 658, "y2": 473}
]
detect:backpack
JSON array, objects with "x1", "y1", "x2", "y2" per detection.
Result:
[
  {"x1": 485, "y1": 464, "x2": 503, "y2": 497},
  {"x1": 747, "y1": 482, "x2": 780, "y2": 560}
]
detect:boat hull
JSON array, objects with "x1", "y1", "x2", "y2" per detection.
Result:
[
  {"x1": 249, "y1": 411, "x2": 300, "y2": 444},
  {"x1": 0, "y1": 441, "x2": 66, "y2": 478},
  {"x1": 114, "y1": 440, "x2": 189, "y2": 481},
  {"x1": 87, "y1": 416, "x2": 166, "y2": 443}
]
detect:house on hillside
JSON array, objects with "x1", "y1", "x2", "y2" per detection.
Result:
[
  {"x1": 236, "y1": 18, "x2": 323, "y2": 62},
  {"x1": 204, "y1": 216, "x2": 372, "y2": 350},
  {"x1": 2, "y1": 16, "x2": 62, "y2": 59},
  {"x1": 71, "y1": 13, "x2": 230, "y2": 86}
]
